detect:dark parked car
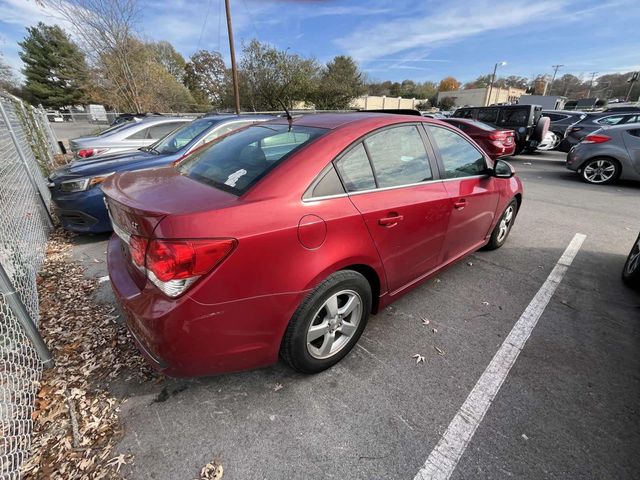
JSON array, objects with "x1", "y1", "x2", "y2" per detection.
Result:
[
  {"x1": 441, "y1": 118, "x2": 515, "y2": 160},
  {"x1": 49, "y1": 114, "x2": 272, "y2": 233},
  {"x1": 102, "y1": 113, "x2": 523, "y2": 377},
  {"x1": 559, "y1": 109, "x2": 640, "y2": 152},
  {"x1": 622, "y1": 232, "x2": 640, "y2": 289},
  {"x1": 452, "y1": 105, "x2": 549, "y2": 154},
  {"x1": 565, "y1": 123, "x2": 640, "y2": 184},
  {"x1": 537, "y1": 110, "x2": 586, "y2": 151}
]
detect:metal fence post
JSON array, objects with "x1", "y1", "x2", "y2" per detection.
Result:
[
  {"x1": 0, "y1": 262, "x2": 53, "y2": 368},
  {"x1": 0, "y1": 100, "x2": 54, "y2": 227}
]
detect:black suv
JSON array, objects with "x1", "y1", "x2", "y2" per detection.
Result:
[
  {"x1": 452, "y1": 105, "x2": 548, "y2": 154},
  {"x1": 558, "y1": 109, "x2": 640, "y2": 152}
]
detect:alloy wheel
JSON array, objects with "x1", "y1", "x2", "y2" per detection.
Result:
[
  {"x1": 497, "y1": 205, "x2": 515, "y2": 243},
  {"x1": 306, "y1": 289, "x2": 363, "y2": 360},
  {"x1": 583, "y1": 159, "x2": 617, "y2": 183}
]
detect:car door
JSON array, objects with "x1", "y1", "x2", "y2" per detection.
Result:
[
  {"x1": 426, "y1": 125, "x2": 500, "y2": 262},
  {"x1": 334, "y1": 124, "x2": 451, "y2": 294},
  {"x1": 622, "y1": 128, "x2": 640, "y2": 176}
]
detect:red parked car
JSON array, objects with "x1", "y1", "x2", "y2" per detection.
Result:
[
  {"x1": 442, "y1": 118, "x2": 515, "y2": 160},
  {"x1": 103, "y1": 113, "x2": 523, "y2": 377}
]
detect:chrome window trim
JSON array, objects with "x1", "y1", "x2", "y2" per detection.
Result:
[{"x1": 302, "y1": 174, "x2": 490, "y2": 202}]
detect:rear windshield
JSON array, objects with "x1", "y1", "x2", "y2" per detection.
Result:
[
  {"x1": 151, "y1": 117, "x2": 220, "y2": 154},
  {"x1": 178, "y1": 124, "x2": 328, "y2": 195}
]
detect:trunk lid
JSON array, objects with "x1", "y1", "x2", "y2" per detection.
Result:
[{"x1": 102, "y1": 166, "x2": 239, "y2": 239}]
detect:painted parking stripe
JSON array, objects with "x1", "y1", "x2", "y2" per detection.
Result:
[{"x1": 414, "y1": 233, "x2": 587, "y2": 480}]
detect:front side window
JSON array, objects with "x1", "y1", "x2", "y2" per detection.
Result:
[
  {"x1": 364, "y1": 125, "x2": 432, "y2": 188},
  {"x1": 335, "y1": 143, "x2": 376, "y2": 192},
  {"x1": 428, "y1": 126, "x2": 487, "y2": 179},
  {"x1": 178, "y1": 124, "x2": 327, "y2": 195}
]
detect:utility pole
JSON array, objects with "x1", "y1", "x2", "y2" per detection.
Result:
[
  {"x1": 586, "y1": 71, "x2": 598, "y2": 98},
  {"x1": 225, "y1": 0, "x2": 241, "y2": 114},
  {"x1": 626, "y1": 71, "x2": 639, "y2": 102},
  {"x1": 547, "y1": 64, "x2": 563, "y2": 95}
]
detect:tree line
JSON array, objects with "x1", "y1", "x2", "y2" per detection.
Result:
[{"x1": 0, "y1": 0, "x2": 637, "y2": 112}]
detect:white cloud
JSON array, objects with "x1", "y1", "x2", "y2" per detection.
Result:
[{"x1": 334, "y1": 0, "x2": 568, "y2": 63}]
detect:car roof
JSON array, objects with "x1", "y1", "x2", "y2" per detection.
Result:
[{"x1": 264, "y1": 112, "x2": 428, "y2": 130}]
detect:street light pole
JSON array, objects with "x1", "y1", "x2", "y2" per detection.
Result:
[
  {"x1": 586, "y1": 71, "x2": 598, "y2": 98},
  {"x1": 225, "y1": 0, "x2": 241, "y2": 114},
  {"x1": 487, "y1": 61, "x2": 507, "y2": 106}
]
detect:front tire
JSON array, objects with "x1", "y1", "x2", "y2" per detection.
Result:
[
  {"x1": 581, "y1": 157, "x2": 620, "y2": 185},
  {"x1": 483, "y1": 199, "x2": 518, "y2": 251},
  {"x1": 280, "y1": 270, "x2": 372, "y2": 373},
  {"x1": 622, "y1": 234, "x2": 640, "y2": 289}
]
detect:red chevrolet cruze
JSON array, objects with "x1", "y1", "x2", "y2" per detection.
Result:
[{"x1": 103, "y1": 113, "x2": 523, "y2": 377}]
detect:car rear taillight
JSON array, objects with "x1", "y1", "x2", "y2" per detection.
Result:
[
  {"x1": 489, "y1": 131, "x2": 514, "y2": 144},
  {"x1": 581, "y1": 134, "x2": 611, "y2": 144},
  {"x1": 127, "y1": 237, "x2": 237, "y2": 297},
  {"x1": 78, "y1": 148, "x2": 108, "y2": 159},
  {"x1": 78, "y1": 148, "x2": 94, "y2": 158}
]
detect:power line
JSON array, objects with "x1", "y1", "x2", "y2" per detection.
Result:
[{"x1": 196, "y1": 0, "x2": 213, "y2": 52}]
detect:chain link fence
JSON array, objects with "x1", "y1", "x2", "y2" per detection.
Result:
[{"x1": 0, "y1": 91, "x2": 55, "y2": 479}]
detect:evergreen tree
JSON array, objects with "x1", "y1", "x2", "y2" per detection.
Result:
[
  {"x1": 313, "y1": 55, "x2": 365, "y2": 110},
  {"x1": 19, "y1": 22, "x2": 89, "y2": 108}
]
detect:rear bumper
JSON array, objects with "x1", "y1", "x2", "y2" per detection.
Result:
[
  {"x1": 107, "y1": 235, "x2": 305, "y2": 377},
  {"x1": 50, "y1": 186, "x2": 112, "y2": 233}
]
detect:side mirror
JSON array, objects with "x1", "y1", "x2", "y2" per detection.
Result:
[{"x1": 493, "y1": 159, "x2": 515, "y2": 178}]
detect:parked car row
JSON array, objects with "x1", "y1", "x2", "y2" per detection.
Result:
[{"x1": 49, "y1": 114, "x2": 272, "y2": 232}]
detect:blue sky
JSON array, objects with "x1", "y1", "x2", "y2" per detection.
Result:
[{"x1": 1, "y1": 0, "x2": 639, "y2": 84}]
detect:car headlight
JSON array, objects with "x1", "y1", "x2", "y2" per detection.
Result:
[{"x1": 60, "y1": 172, "x2": 115, "y2": 193}]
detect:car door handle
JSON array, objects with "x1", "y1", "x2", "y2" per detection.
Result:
[
  {"x1": 378, "y1": 214, "x2": 404, "y2": 227},
  {"x1": 454, "y1": 199, "x2": 467, "y2": 210}
]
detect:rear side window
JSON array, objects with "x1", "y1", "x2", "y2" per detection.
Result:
[
  {"x1": 477, "y1": 108, "x2": 498, "y2": 123},
  {"x1": 595, "y1": 115, "x2": 626, "y2": 125},
  {"x1": 428, "y1": 126, "x2": 487, "y2": 178},
  {"x1": 126, "y1": 126, "x2": 150, "y2": 140},
  {"x1": 364, "y1": 125, "x2": 432, "y2": 187},
  {"x1": 179, "y1": 124, "x2": 327, "y2": 195},
  {"x1": 627, "y1": 129, "x2": 640, "y2": 138},
  {"x1": 335, "y1": 143, "x2": 376, "y2": 192},
  {"x1": 499, "y1": 108, "x2": 529, "y2": 126}
]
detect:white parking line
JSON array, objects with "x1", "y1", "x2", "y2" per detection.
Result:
[{"x1": 414, "y1": 233, "x2": 587, "y2": 480}]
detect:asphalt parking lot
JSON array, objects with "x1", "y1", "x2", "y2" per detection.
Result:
[{"x1": 70, "y1": 150, "x2": 640, "y2": 480}]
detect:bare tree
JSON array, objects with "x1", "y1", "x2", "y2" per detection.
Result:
[{"x1": 45, "y1": 0, "x2": 146, "y2": 111}]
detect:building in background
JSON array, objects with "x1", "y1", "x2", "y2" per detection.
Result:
[
  {"x1": 518, "y1": 95, "x2": 567, "y2": 110},
  {"x1": 437, "y1": 86, "x2": 526, "y2": 108},
  {"x1": 350, "y1": 95, "x2": 420, "y2": 110}
]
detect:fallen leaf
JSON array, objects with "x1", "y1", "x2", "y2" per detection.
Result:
[
  {"x1": 432, "y1": 328, "x2": 438, "y2": 334},
  {"x1": 467, "y1": 262, "x2": 473, "y2": 266},
  {"x1": 412, "y1": 354, "x2": 425, "y2": 364},
  {"x1": 274, "y1": 383, "x2": 283, "y2": 392},
  {"x1": 435, "y1": 346, "x2": 445, "y2": 356},
  {"x1": 482, "y1": 301, "x2": 490, "y2": 306},
  {"x1": 421, "y1": 318, "x2": 430, "y2": 326},
  {"x1": 521, "y1": 433, "x2": 529, "y2": 440}
]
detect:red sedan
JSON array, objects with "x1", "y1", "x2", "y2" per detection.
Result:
[
  {"x1": 442, "y1": 118, "x2": 515, "y2": 160},
  {"x1": 103, "y1": 113, "x2": 523, "y2": 377}
]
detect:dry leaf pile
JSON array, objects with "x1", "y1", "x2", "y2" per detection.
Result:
[{"x1": 22, "y1": 230, "x2": 160, "y2": 479}]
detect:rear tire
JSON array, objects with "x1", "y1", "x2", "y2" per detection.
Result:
[
  {"x1": 622, "y1": 234, "x2": 640, "y2": 289},
  {"x1": 483, "y1": 199, "x2": 518, "y2": 251},
  {"x1": 580, "y1": 157, "x2": 620, "y2": 185},
  {"x1": 280, "y1": 270, "x2": 372, "y2": 373}
]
